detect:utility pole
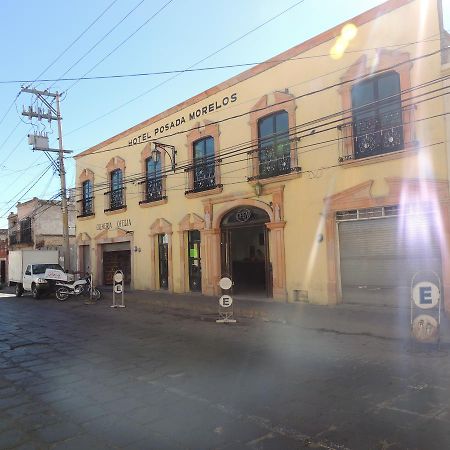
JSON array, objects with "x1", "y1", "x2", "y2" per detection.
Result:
[{"x1": 21, "y1": 87, "x2": 71, "y2": 271}]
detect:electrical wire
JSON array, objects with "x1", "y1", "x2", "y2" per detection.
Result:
[
  {"x1": 0, "y1": 164, "x2": 54, "y2": 218},
  {"x1": 31, "y1": 0, "x2": 120, "y2": 86},
  {"x1": 0, "y1": 37, "x2": 443, "y2": 85},
  {"x1": 64, "y1": 0, "x2": 307, "y2": 137},
  {"x1": 71, "y1": 80, "x2": 450, "y2": 194},
  {"x1": 64, "y1": 0, "x2": 176, "y2": 93},
  {"x1": 48, "y1": 0, "x2": 149, "y2": 90},
  {"x1": 73, "y1": 59, "x2": 450, "y2": 180},
  {"x1": 74, "y1": 103, "x2": 450, "y2": 199}
]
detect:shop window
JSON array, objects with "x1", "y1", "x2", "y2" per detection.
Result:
[
  {"x1": 257, "y1": 111, "x2": 291, "y2": 179},
  {"x1": 351, "y1": 71, "x2": 403, "y2": 159},
  {"x1": 81, "y1": 180, "x2": 94, "y2": 216}
]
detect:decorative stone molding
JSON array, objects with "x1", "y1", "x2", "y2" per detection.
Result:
[
  {"x1": 200, "y1": 188, "x2": 287, "y2": 301},
  {"x1": 76, "y1": 232, "x2": 91, "y2": 243},
  {"x1": 185, "y1": 121, "x2": 221, "y2": 193},
  {"x1": 248, "y1": 91, "x2": 297, "y2": 180},
  {"x1": 106, "y1": 156, "x2": 126, "y2": 173},
  {"x1": 178, "y1": 213, "x2": 205, "y2": 232},
  {"x1": 338, "y1": 49, "x2": 415, "y2": 158},
  {"x1": 149, "y1": 218, "x2": 173, "y2": 236},
  {"x1": 78, "y1": 168, "x2": 94, "y2": 185}
]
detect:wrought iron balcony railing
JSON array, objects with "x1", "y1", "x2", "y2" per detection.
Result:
[
  {"x1": 77, "y1": 197, "x2": 94, "y2": 218},
  {"x1": 337, "y1": 105, "x2": 415, "y2": 162},
  {"x1": 138, "y1": 176, "x2": 166, "y2": 204},
  {"x1": 185, "y1": 159, "x2": 222, "y2": 195},
  {"x1": 247, "y1": 141, "x2": 300, "y2": 181},
  {"x1": 104, "y1": 187, "x2": 126, "y2": 212}
]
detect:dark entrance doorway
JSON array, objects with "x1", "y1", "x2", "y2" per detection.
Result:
[
  {"x1": 158, "y1": 233, "x2": 169, "y2": 290},
  {"x1": 103, "y1": 246, "x2": 131, "y2": 285},
  {"x1": 188, "y1": 230, "x2": 201, "y2": 291},
  {"x1": 221, "y1": 206, "x2": 271, "y2": 296},
  {"x1": 0, "y1": 260, "x2": 5, "y2": 284}
]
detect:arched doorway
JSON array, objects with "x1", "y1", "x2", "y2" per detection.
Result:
[{"x1": 220, "y1": 206, "x2": 271, "y2": 296}]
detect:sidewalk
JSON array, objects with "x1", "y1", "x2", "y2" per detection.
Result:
[{"x1": 101, "y1": 287, "x2": 450, "y2": 344}]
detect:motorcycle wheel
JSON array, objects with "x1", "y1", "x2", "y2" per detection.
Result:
[
  {"x1": 91, "y1": 288, "x2": 102, "y2": 301},
  {"x1": 56, "y1": 287, "x2": 70, "y2": 301}
]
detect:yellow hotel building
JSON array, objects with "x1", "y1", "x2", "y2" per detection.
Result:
[{"x1": 75, "y1": 0, "x2": 450, "y2": 311}]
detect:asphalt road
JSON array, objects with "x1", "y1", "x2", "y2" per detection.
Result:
[{"x1": 1, "y1": 291, "x2": 450, "y2": 450}]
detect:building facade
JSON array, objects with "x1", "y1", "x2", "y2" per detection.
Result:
[
  {"x1": 8, "y1": 198, "x2": 77, "y2": 271},
  {"x1": 0, "y1": 229, "x2": 7, "y2": 284},
  {"x1": 75, "y1": 0, "x2": 450, "y2": 311}
]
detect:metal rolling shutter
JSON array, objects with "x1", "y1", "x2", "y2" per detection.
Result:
[
  {"x1": 102, "y1": 242, "x2": 131, "y2": 285},
  {"x1": 339, "y1": 215, "x2": 441, "y2": 306}
]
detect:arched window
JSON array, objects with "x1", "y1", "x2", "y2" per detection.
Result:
[
  {"x1": 258, "y1": 111, "x2": 290, "y2": 178},
  {"x1": 144, "y1": 156, "x2": 164, "y2": 202},
  {"x1": 110, "y1": 169, "x2": 123, "y2": 210},
  {"x1": 351, "y1": 71, "x2": 403, "y2": 159},
  {"x1": 193, "y1": 136, "x2": 216, "y2": 192}
]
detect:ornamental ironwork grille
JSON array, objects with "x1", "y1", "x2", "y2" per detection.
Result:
[
  {"x1": 140, "y1": 157, "x2": 165, "y2": 203},
  {"x1": 258, "y1": 111, "x2": 291, "y2": 179},
  {"x1": 352, "y1": 71, "x2": 403, "y2": 159},
  {"x1": 108, "y1": 169, "x2": 124, "y2": 210},
  {"x1": 185, "y1": 137, "x2": 222, "y2": 194},
  {"x1": 80, "y1": 180, "x2": 94, "y2": 216},
  {"x1": 145, "y1": 177, "x2": 164, "y2": 202},
  {"x1": 194, "y1": 137, "x2": 216, "y2": 192}
]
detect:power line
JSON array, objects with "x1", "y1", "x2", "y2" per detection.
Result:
[
  {"x1": 32, "y1": 0, "x2": 120, "y2": 85},
  {"x1": 0, "y1": 37, "x2": 442, "y2": 85},
  {"x1": 0, "y1": 164, "x2": 54, "y2": 218},
  {"x1": 72, "y1": 78, "x2": 450, "y2": 194},
  {"x1": 64, "y1": 0, "x2": 307, "y2": 137},
  {"x1": 0, "y1": 1, "x2": 120, "y2": 165},
  {"x1": 74, "y1": 96, "x2": 450, "y2": 198},
  {"x1": 48, "y1": 0, "x2": 149, "y2": 90},
  {"x1": 74, "y1": 49, "x2": 448, "y2": 164},
  {"x1": 64, "y1": 0, "x2": 176, "y2": 93}
]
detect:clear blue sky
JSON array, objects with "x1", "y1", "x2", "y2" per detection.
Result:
[{"x1": 0, "y1": 0, "x2": 389, "y2": 228}]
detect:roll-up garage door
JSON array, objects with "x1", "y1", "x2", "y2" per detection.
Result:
[
  {"x1": 102, "y1": 242, "x2": 131, "y2": 285},
  {"x1": 339, "y1": 213, "x2": 441, "y2": 307}
]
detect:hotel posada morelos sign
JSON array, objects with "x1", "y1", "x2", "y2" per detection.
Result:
[
  {"x1": 127, "y1": 93, "x2": 238, "y2": 146},
  {"x1": 96, "y1": 218, "x2": 132, "y2": 231}
]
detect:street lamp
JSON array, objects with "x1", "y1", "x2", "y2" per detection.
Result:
[{"x1": 151, "y1": 142, "x2": 177, "y2": 172}]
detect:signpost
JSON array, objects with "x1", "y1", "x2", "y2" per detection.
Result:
[
  {"x1": 410, "y1": 271, "x2": 441, "y2": 345},
  {"x1": 217, "y1": 277, "x2": 236, "y2": 323},
  {"x1": 111, "y1": 270, "x2": 125, "y2": 308}
]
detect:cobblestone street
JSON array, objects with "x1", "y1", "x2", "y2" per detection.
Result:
[{"x1": 1, "y1": 292, "x2": 450, "y2": 449}]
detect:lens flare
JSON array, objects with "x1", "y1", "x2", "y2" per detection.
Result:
[{"x1": 341, "y1": 23, "x2": 358, "y2": 40}]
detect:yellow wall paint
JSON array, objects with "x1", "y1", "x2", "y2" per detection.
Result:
[{"x1": 76, "y1": 0, "x2": 448, "y2": 303}]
